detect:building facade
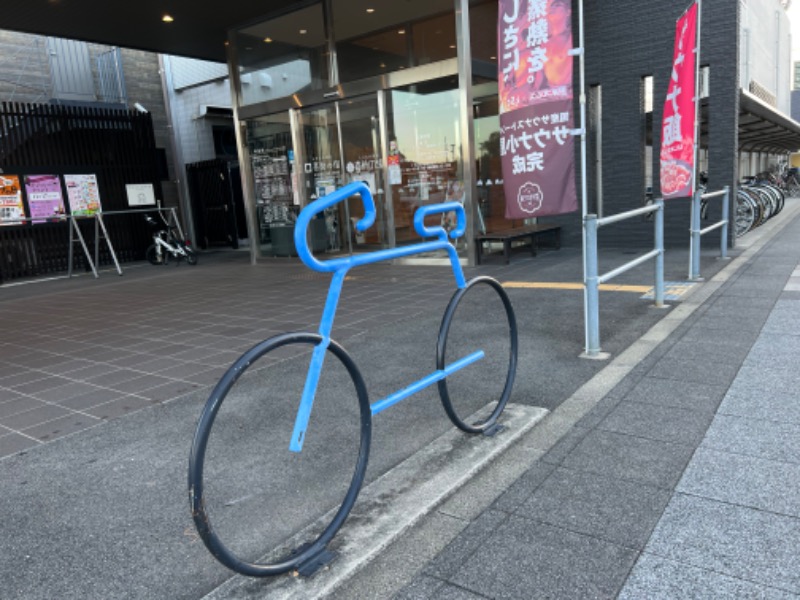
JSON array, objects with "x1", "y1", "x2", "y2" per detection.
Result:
[{"x1": 220, "y1": 0, "x2": 799, "y2": 263}]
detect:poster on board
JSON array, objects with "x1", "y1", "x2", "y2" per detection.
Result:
[
  {"x1": 0, "y1": 174, "x2": 26, "y2": 225},
  {"x1": 64, "y1": 174, "x2": 102, "y2": 217},
  {"x1": 24, "y1": 174, "x2": 66, "y2": 223},
  {"x1": 125, "y1": 183, "x2": 156, "y2": 207}
]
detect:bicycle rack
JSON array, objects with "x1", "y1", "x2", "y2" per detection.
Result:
[{"x1": 188, "y1": 180, "x2": 518, "y2": 578}]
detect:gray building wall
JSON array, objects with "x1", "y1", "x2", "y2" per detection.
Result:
[{"x1": 0, "y1": 31, "x2": 179, "y2": 211}]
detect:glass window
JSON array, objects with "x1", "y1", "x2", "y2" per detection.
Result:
[
  {"x1": 385, "y1": 77, "x2": 462, "y2": 245},
  {"x1": 233, "y1": 3, "x2": 329, "y2": 107},
  {"x1": 333, "y1": 0, "x2": 456, "y2": 83}
]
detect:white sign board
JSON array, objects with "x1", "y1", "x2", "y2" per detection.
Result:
[{"x1": 125, "y1": 183, "x2": 156, "y2": 207}]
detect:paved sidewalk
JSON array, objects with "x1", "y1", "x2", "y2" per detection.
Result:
[
  {"x1": 1, "y1": 200, "x2": 799, "y2": 599},
  {"x1": 353, "y1": 207, "x2": 800, "y2": 599}
]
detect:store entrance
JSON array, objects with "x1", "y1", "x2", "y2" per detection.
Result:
[{"x1": 295, "y1": 94, "x2": 390, "y2": 253}]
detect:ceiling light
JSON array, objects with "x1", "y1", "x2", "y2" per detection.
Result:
[
  {"x1": 162, "y1": 14, "x2": 174, "y2": 23},
  {"x1": 366, "y1": 8, "x2": 375, "y2": 13},
  {"x1": 449, "y1": 45, "x2": 456, "y2": 49},
  {"x1": 263, "y1": 37, "x2": 273, "y2": 43},
  {"x1": 299, "y1": 29, "x2": 307, "y2": 34},
  {"x1": 398, "y1": 29, "x2": 406, "y2": 35}
]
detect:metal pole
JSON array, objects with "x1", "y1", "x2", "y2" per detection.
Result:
[
  {"x1": 691, "y1": 0, "x2": 702, "y2": 193},
  {"x1": 720, "y1": 185, "x2": 729, "y2": 259},
  {"x1": 654, "y1": 198, "x2": 665, "y2": 307},
  {"x1": 577, "y1": 0, "x2": 590, "y2": 354},
  {"x1": 584, "y1": 214, "x2": 600, "y2": 356},
  {"x1": 690, "y1": 189, "x2": 702, "y2": 280}
]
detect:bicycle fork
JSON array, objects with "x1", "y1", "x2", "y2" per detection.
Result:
[{"x1": 289, "y1": 269, "x2": 347, "y2": 452}]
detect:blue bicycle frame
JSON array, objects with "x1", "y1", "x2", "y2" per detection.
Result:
[{"x1": 289, "y1": 181, "x2": 484, "y2": 452}]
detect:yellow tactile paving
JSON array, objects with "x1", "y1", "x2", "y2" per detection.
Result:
[
  {"x1": 503, "y1": 281, "x2": 652, "y2": 293},
  {"x1": 502, "y1": 280, "x2": 696, "y2": 301}
]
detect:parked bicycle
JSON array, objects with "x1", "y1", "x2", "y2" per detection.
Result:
[
  {"x1": 144, "y1": 213, "x2": 197, "y2": 265},
  {"x1": 188, "y1": 181, "x2": 518, "y2": 577}
]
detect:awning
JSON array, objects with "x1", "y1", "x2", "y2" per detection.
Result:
[
  {"x1": 646, "y1": 90, "x2": 800, "y2": 155},
  {"x1": 738, "y1": 89, "x2": 800, "y2": 153}
]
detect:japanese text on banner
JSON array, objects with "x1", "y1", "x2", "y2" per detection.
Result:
[
  {"x1": 498, "y1": 0, "x2": 577, "y2": 219},
  {"x1": 659, "y1": 3, "x2": 698, "y2": 200}
]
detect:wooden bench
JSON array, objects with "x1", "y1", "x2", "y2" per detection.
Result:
[{"x1": 475, "y1": 224, "x2": 562, "y2": 264}]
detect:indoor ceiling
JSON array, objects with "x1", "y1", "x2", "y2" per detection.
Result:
[{"x1": 0, "y1": 0, "x2": 307, "y2": 63}]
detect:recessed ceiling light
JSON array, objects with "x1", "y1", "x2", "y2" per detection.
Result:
[
  {"x1": 299, "y1": 29, "x2": 307, "y2": 34},
  {"x1": 263, "y1": 37, "x2": 273, "y2": 43},
  {"x1": 380, "y1": 63, "x2": 386, "y2": 68},
  {"x1": 449, "y1": 45, "x2": 456, "y2": 49},
  {"x1": 162, "y1": 14, "x2": 174, "y2": 23},
  {"x1": 366, "y1": 8, "x2": 375, "y2": 13},
  {"x1": 398, "y1": 29, "x2": 406, "y2": 34}
]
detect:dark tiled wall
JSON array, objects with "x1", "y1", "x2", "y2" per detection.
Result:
[{"x1": 550, "y1": 0, "x2": 738, "y2": 249}]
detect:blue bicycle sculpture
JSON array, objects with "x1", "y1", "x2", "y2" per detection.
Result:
[{"x1": 189, "y1": 181, "x2": 518, "y2": 577}]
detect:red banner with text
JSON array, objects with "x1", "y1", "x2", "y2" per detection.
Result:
[
  {"x1": 498, "y1": 0, "x2": 577, "y2": 219},
  {"x1": 659, "y1": 3, "x2": 698, "y2": 199}
]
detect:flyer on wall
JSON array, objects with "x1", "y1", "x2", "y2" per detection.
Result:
[
  {"x1": 24, "y1": 174, "x2": 66, "y2": 223},
  {"x1": 0, "y1": 174, "x2": 26, "y2": 225},
  {"x1": 64, "y1": 174, "x2": 102, "y2": 217}
]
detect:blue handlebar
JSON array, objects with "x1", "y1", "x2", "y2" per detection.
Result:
[{"x1": 294, "y1": 181, "x2": 375, "y2": 273}]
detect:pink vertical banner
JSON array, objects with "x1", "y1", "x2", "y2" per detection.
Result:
[
  {"x1": 659, "y1": 3, "x2": 698, "y2": 199},
  {"x1": 498, "y1": 0, "x2": 578, "y2": 219}
]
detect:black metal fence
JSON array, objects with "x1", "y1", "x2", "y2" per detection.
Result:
[{"x1": 0, "y1": 101, "x2": 162, "y2": 282}]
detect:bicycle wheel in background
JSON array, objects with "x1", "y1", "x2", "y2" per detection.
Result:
[
  {"x1": 146, "y1": 244, "x2": 168, "y2": 265},
  {"x1": 735, "y1": 190, "x2": 757, "y2": 237},
  {"x1": 436, "y1": 276, "x2": 518, "y2": 434},
  {"x1": 184, "y1": 246, "x2": 198, "y2": 265},
  {"x1": 188, "y1": 332, "x2": 371, "y2": 577}
]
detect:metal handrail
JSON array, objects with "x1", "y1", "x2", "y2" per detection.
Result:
[
  {"x1": 583, "y1": 199, "x2": 665, "y2": 358},
  {"x1": 689, "y1": 186, "x2": 730, "y2": 280}
]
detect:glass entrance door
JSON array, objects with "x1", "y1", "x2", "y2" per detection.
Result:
[{"x1": 295, "y1": 95, "x2": 388, "y2": 254}]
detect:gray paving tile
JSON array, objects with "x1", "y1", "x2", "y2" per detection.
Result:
[
  {"x1": 646, "y1": 357, "x2": 740, "y2": 387},
  {"x1": 0, "y1": 403, "x2": 71, "y2": 430},
  {"x1": 9, "y1": 375, "x2": 73, "y2": 395},
  {"x1": 560, "y1": 429, "x2": 696, "y2": 489},
  {"x1": 425, "y1": 510, "x2": 510, "y2": 580},
  {"x1": 0, "y1": 369, "x2": 50, "y2": 388},
  {"x1": 725, "y1": 362, "x2": 800, "y2": 402},
  {"x1": 22, "y1": 413, "x2": 100, "y2": 442},
  {"x1": 0, "y1": 432, "x2": 40, "y2": 459},
  {"x1": 104, "y1": 374, "x2": 175, "y2": 394},
  {"x1": 644, "y1": 494, "x2": 800, "y2": 593},
  {"x1": 663, "y1": 336, "x2": 753, "y2": 365},
  {"x1": 746, "y1": 333, "x2": 800, "y2": 371},
  {"x1": 444, "y1": 514, "x2": 637, "y2": 599},
  {"x1": 490, "y1": 461, "x2": 556, "y2": 513},
  {"x1": 702, "y1": 414, "x2": 800, "y2": 465},
  {"x1": 539, "y1": 425, "x2": 591, "y2": 466},
  {"x1": 718, "y1": 387, "x2": 800, "y2": 425},
  {"x1": 679, "y1": 447, "x2": 800, "y2": 517},
  {"x1": 597, "y1": 400, "x2": 714, "y2": 446},
  {"x1": 516, "y1": 467, "x2": 671, "y2": 549},
  {"x1": 620, "y1": 552, "x2": 800, "y2": 599},
  {"x1": 396, "y1": 577, "x2": 486, "y2": 600},
  {"x1": 34, "y1": 381, "x2": 108, "y2": 404},
  {"x1": 620, "y1": 376, "x2": 727, "y2": 413},
  {"x1": 135, "y1": 380, "x2": 202, "y2": 402},
  {"x1": 54, "y1": 389, "x2": 121, "y2": 411},
  {"x1": 84, "y1": 395, "x2": 156, "y2": 420},
  {"x1": 85, "y1": 368, "x2": 144, "y2": 387}
]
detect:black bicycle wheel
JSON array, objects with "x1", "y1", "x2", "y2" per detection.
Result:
[
  {"x1": 188, "y1": 332, "x2": 371, "y2": 577},
  {"x1": 146, "y1": 244, "x2": 167, "y2": 265},
  {"x1": 436, "y1": 276, "x2": 518, "y2": 434},
  {"x1": 184, "y1": 247, "x2": 198, "y2": 265}
]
